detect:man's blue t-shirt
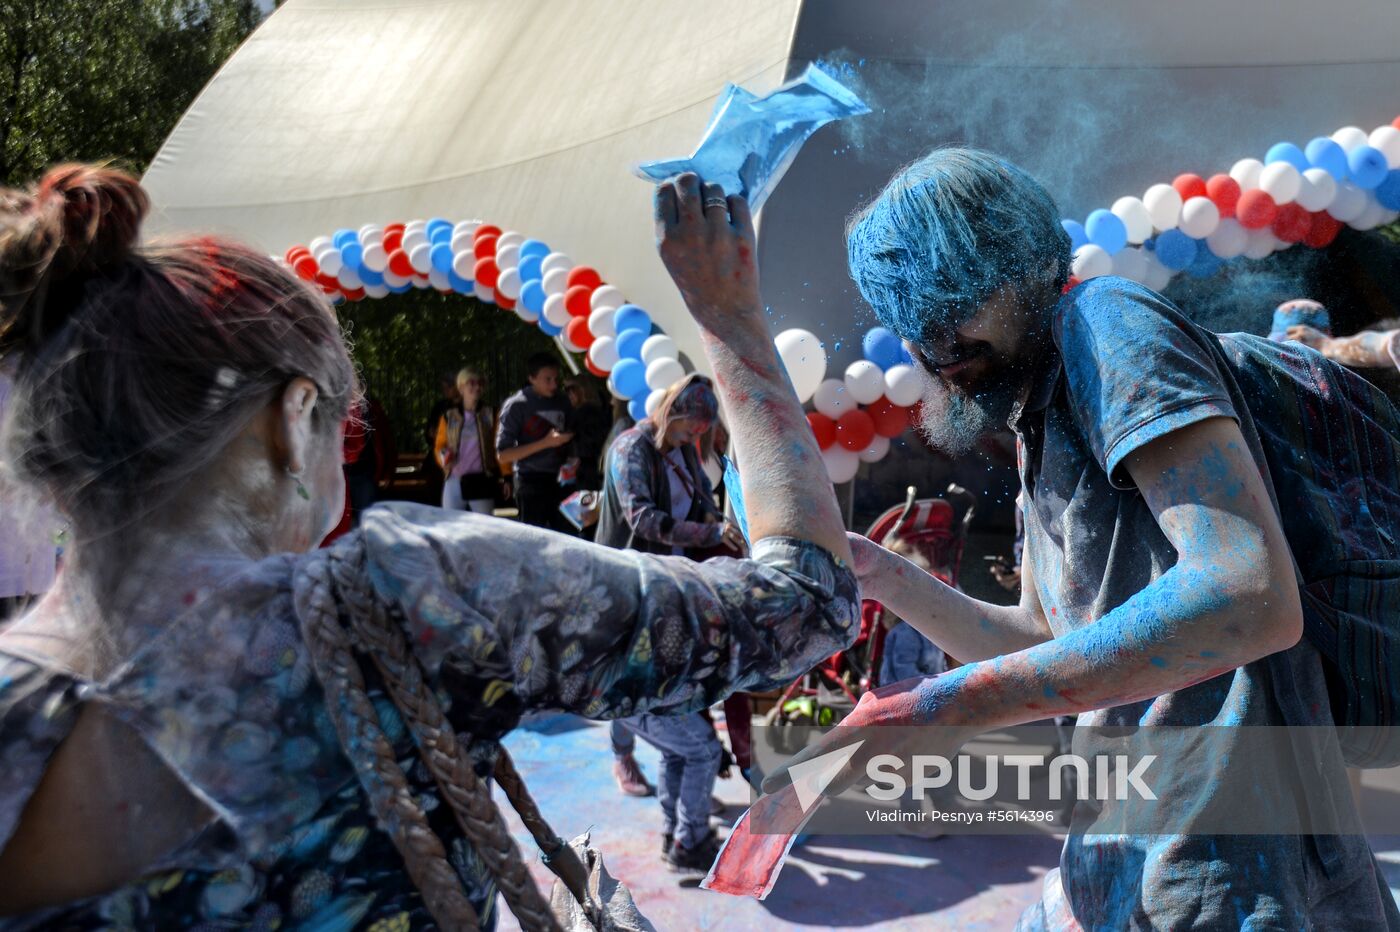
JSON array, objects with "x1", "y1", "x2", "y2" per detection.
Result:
[{"x1": 1013, "y1": 276, "x2": 1400, "y2": 930}]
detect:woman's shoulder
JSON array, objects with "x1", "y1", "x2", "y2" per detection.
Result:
[{"x1": 0, "y1": 652, "x2": 83, "y2": 849}]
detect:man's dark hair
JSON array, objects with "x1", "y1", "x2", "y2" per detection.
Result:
[{"x1": 526, "y1": 352, "x2": 560, "y2": 378}]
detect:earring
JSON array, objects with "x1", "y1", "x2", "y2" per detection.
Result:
[{"x1": 286, "y1": 466, "x2": 310, "y2": 501}]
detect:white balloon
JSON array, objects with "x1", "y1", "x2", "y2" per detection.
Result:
[
  {"x1": 496, "y1": 231, "x2": 525, "y2": 251},
  {"x1": 591, "y1": 285, "x2": 625, "y2": 310},
  {"x1": 858, "y1": 434, "x2": 891, "y2": 464},
  {"x1": 452, "y1": 220, "x2": 481, "y2": 240},
  {"x1": 361, "y1": 244, "x2": 388, "y2": 273},
  {"x1": 452, "y1": 250, "x2": 476, "y2": 280},
  {"x1": 645, "y1": 388, "x2": 668, "y2": 418},
  {"x1": 474, "y1": 280, "x2": 496, "y2": 303},
  {"x1": 844, "y1": 360, "x2": 886, "y2": 405},
  {"x1": 358, "y1": 224, "x2": 384, "y2": 244},
  {"x1": 1143, "y1": 183, "x2": 1183, "y2": 231},
  {"x1": 411, "y1": 275, "x2": 430, "y2": 290},
  {"x1": 589, "y1": 336, "x2": 619, "y2": 370},
  {"x1": 1142, "y1": 253, "x2": 1175, "y2": 292},
  {"x1": 401, "y1": 230, "x2": 430, "y2": 255},
  {"x1": 1178, "y1": 197, "x2": 1221, "y2": 238},
  {"x1": 1243, "y1": 227, "x2": 1276, "y2": 260},
  {"x1": 645, "y1": 357, "x2": 685, "y2": 392},
  {"x1": 773, "y1": 328, "x2": 827, "y2": 404},
  {"x1": 1111, "y1": 196, "x2": 1153, "y2": 244},
  {"x1": 309, "y1": 235, "x2": 333, "y2": 255},
  {"x1": 1296, "y1": 168, "x2": 1338, "y2": 212},
  {"x1": 543, "y1": 293, "x2": 571, "y2": 327},
  {"x1": 883, "y1": 364, "x2": 922, "y2": 407},
  {"x1": 403, "y1": 220, "x2": 428, "y2": 235},
  {"x1": 641, "y1": 335, "x2": 679, "y2": 365},
  {"x1": 316, "y1": 249, "x2": 344, "y2": 277},
  {"x1": 383, "y1": 269, "x2": 409, "y2": 288},
  {"x1": 822, "y1": 446, "x2": 860, "y2": 484},
  {"x1": 514, "y1": 302, "x2": 540, "y2": 324},
  {"x1": 540, "y1": 252, "x2": 573, "y2": 275},
  {"x1": 496, "y1": 268, "x2": 523, "y2": 300},
  {"x1": 542, "y1": 268, "x2": 570, "y2": 296},
  {"x1": 1205, "y1": 218, "x2": 1248, "y2": 259},
  {"x1": 1229, "y1": 158, "x2": 1265, "y2": 191},
  {"x1": 337, "y1": 266, "x2": 364, "y2": 289},
  {"x1": 1258, "y1": 162, "x2": 1302, "y2": 205},
  {"x1": 1072, "y1": 244, "x2": 1112, "y2": 280},
  {"x1": 1350, "y1": 197, "x2": 1388, "y2": 231},
  {"x1": 1331, "y1": 125, "x2": 1369, "y2": 152},
  {"x1": 1110, "y1": 246, "x2": 1148, "y2": 283},
  {"x1": 812, "y1": 378, "x2": 853, "y2": 419},
  {"x1": 560, "y1": 330, "x2": 583, "y2": 353},
  {"x1": 450, "y1": 232, "x2": 475, "y2": 255},
  {"x1": 363, "y1": 283, "x2": 389, "y2": 299},
  {"x1": 1369, "y1": 125, "x2": 1400, "y2": 168},
  {"x1": 588, "y1": 306, "x2": 617, "y2": 339},
  {"x1": 494, "y1": 244, "x2": 521, "y2": 271},
  {"x1": 408, "y1": 242, "x2": 434, "y2": 275},
  {"x1": 428, "y1": 268, "x2": 452, "y2": 291},
  {"x1": 1327, "y1": 182, "x2": 1369, "y2": 223}
]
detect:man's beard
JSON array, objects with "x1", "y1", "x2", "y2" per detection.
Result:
[{"x1": 912, "y1": 356, "x2": 1026, "y2": 457}]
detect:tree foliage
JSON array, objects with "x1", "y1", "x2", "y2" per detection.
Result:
[{"x1": 0, "y1": 0, "x2": 261, "y2": 185}]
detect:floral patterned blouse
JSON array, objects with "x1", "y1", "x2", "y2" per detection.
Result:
[{"x1": 0, "y1": 503, "x2": 857, "y2": 930}]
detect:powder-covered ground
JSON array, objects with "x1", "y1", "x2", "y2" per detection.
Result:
[{"x1": 497, "y1": 713, "x2": 1400, "y2": 930}]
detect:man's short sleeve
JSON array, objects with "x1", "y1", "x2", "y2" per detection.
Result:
[{"x1": 1055, "y1": 277, "x2": 1237, "y2": 488}]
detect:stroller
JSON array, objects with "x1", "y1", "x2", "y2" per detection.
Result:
[{"x1": 768, "y1": 484, "x2": 976, "y2": 729}]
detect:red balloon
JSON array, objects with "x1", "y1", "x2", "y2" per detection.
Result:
[
  {"x1": 1393, "y1": 116, "x2": 1400, "y2": 130},
  {"x1": 474, "y1": 257, "x2": 500, "y2": 289},
  {"x1": 494, "y1": 289, "x2": 515, "y2": 310},
  {"x1": 807, "y1": 412, "x2": 836, "y2": 450},
  {"x1": 473, "y1": 224, "x2": 502, "y2": 242},
  {"x1": 474, "y1": 235, "x2": 498, "y2": 259},
  {"x1": 1172, "y1": 174, "x2": 1207, "y2": 201},
  {"x1": 387, "y1": 249, "x2": 414, "y2": 278},
  {"x1": 315, "y1": 272, "x2": 341, "y2": 291},
  {"x1": 566, "y1": 317, "x2": 595, "y2": 350},
  {"x1": 285, "y1": 245, "x2": 311, "y2": 265},
  {"x1": 566, "y1": 266, "x2": 603, "y2": 290},
  {"x1": 1206, "y1": 174, "x2": 1241, "y2": 219},
  {"x1": 565, "y1": 284, "x2": 595, "y2": 317},
  {"x1": 1271, "y1": 203, "x2": 1310, "y2": 243},
  {"x1": 1304, "y1": 212, "x2": 1343, "y2": 249},
  {"x1": 342, "y1": 287, "x2": 366, "y2": 301},
  {"x1": 836, "y1": 409, "x2": 876, "y2": 452},
  {"x1": 1236, "y1": 190, "x2": 1278, "y2": 230},
  {"x1": 867, "y1": 397, "x2": 911, "y2": 438},
  {"x1": 292, "y1": 255, "x2": 318, "y2": 281},
  {"x1": 383, "y1": 222, "x2": 406, "y2": 236},
  {"x1": 585, "y1": 358, "x2": 609, "y2": 378},
  {"x1": 1062, "y1": 276, "x2": 1081, "y2": 294},
  {"x1": 382, "y1": 228, "x2": 404, "y2": 254}
]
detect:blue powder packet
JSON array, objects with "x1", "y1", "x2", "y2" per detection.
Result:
[
  {"x1": 635, "y1": 63, "x2": 870, "y2": 212},
  {"x1": 721, "y1": 455, "x2": 750, "y2": 544}
]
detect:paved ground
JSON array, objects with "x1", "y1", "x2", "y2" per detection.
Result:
[{"x1": 497, "y1": 714, "x2": 1400, "y2": 930}]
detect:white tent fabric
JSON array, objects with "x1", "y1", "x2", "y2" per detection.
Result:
[{"x1": 142, "y1": 0, "x2": 802, "y2": 370}]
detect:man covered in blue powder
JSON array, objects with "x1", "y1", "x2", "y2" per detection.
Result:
[{"x1": 827, "y1": 148, "x2": 1400, "y2": 928}]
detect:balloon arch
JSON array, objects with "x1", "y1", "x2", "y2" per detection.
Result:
[{"x1": 280, "y1": 114, "x2": 1400, "y2": 484}]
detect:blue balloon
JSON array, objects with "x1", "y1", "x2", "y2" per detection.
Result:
[
  {"x1": 1085, "y1": 209, "x2": 1127, "y2": 254},
  {"x1": 612, "y1": 359, "x2": 648, "y2": 398},
  {"x1": 862, "y1": 327, "x2": 904, "y2": 370},
  {"x1": 518, "y1": 255, "x2": 544, "y2": 281},
  {"x1": 519, "y1": 239, "x2": 551, "y2": 260},
  {"x1": 447, "y1": 270, "x2": 474, "y2": 293},
  {"x1": 520, "y1": 279, "x2": 547, "y2": 313},
  {"x1": 628, "y1": 397, "x2": 649, "y2": 421},
  {"x1": 332, "y1": 228, "x2": 358, "y2": 250},
  {"x1": 614, "y1": 304, "x2": 653, "y2": 335},
  {"x1": 616, "y1": 328, "x2": 647, "y2": 360},
  {"x1": 358, "y1": 266, "x2": 384, "y2": 286},
  {"x1": 1061, "y1": 219, "x2": 1088, "y2": 252},
  {"x1": 1154, "y1": 229, "x2": 1197, "y2": 270},
  {"x1": 1304, "y1": 137, "x2": 1348, "y2": 180},
  {"x1": 425, "y1": 218, "x2": 453, "y2": 239},
  {"x1": 430, "y1": 243, "x2": 454, "y2": 274},
  {"x1": 1265, "y1": 142, "x2": 1309, "y2": 171},
  {"x1": 1348, "y1": 146, "x2": 1389, "y2": 189},
  {"x1": 538, "y1": 317, "x2": 563, "y2": 336},
  {"x1": 387, "y1": 281, "x2": 412, "y2": 294},
  {"x1": 1185, "y1": 241, "x2": 1222, "y2": 278},
  {"x1": 340, "y1": 242, "x2": 364, "y2": 269},
  {"x1": 429, "y1": 225, "x2": 453, "y2": 245},
  {"x1": 1374, "y1": 170, "x2": 1400, "y2": 211}
]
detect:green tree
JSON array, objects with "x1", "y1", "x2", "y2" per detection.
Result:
[{"x1": 0, "y1": 0, "x2": 260, "y2": 185}]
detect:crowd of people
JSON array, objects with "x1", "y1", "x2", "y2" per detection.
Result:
[{"x1": 1, "y1": 146, "x2": 1398, "y2": 932}]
